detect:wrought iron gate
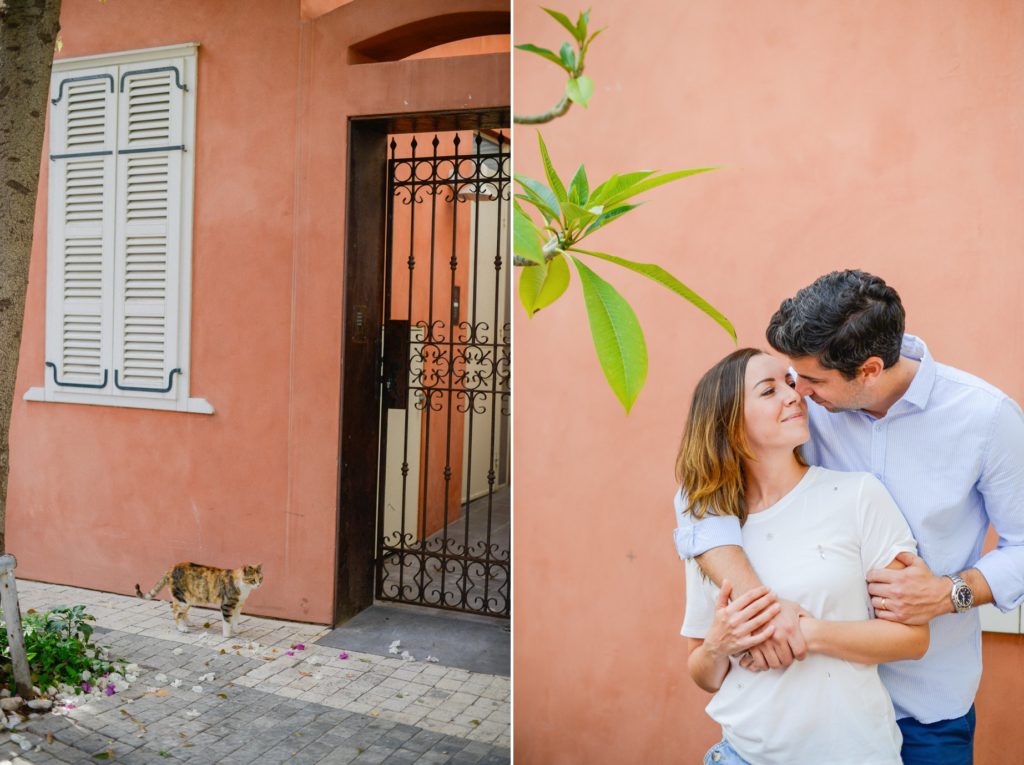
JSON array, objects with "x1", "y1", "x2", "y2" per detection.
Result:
[{"x1": 375, "y1": 129, "x2": 510, "y2": 618}]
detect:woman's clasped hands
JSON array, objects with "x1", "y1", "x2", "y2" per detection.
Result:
[{"x1": 702, "y1": 579, "x2": 781, "y2": 660}]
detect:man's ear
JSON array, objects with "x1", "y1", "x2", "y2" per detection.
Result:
[{"x1": 859, "y1": 356, "x2": 885, "y2": 383}]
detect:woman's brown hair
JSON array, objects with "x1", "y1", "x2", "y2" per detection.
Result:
[{"x1": 675, "y1": 348, "x2": 768, "y2": 525}]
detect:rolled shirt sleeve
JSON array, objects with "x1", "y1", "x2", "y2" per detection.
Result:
[
  {"x1": 673, "y1": 486, "x2": 743, "y2": 560},
  {"x1": 972, "y1": 397, "x2": 1024, "y2": 612}
]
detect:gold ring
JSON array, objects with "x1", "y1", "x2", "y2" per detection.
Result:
[{"x1": 881, "y1": 598, "x2": 887, "y2": 609}]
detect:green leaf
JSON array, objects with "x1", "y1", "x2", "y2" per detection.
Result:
[
  {"x1": 576, "y1": 9, "x2": 590, "y2": 41},
  {"x1": 602, "y1": 167, "x2": 717, "y2": 207},
  {"x1": 571, "y1": 256, "x2": 648, "y2": 413},
  {"x1": 581, "y1": 203, "x2": 640, "y2": 237},
  {"x1": 536, "y1": 132, "x2": 568, "y2": 205},
  {"x1": 589, "y1": 171, "x2": 654, "y2": 206},
  {"x1": 515, "y1": 174, "x2": 561, "y2": 221},
  {"x1": 559, "y1": 42, "x2": 576, "y2": 72},
  {"x1": 514, "y1": 204, "x2": 545, "y2": 265},
  {"x1": 565, "y1": 75, "x2": 593, "y2": 107},
  {"x1": 515, "y1": 193, "x2": 558, "y2": 225},
  {"x1": 583, "y1": 27, "x2": 605, "y2": 52},
  {"x1": 561, "y1": 200, "x2": 599, "y2": 231},
  {"x1": 543, "y1": 7, "x2": 585, "y2": 42},
  {"x1": 570, "y1": 248, "x2": 737, "y2": 342},
  {"x1": 568, "y1": 164, "x2": 589, "y2": 206},
  {"x1": 519, "y1": 254, "x2": 570, "y2": 316},
  {"x1": 514, "y1": 43, "x2": 569, "y2": 71}
]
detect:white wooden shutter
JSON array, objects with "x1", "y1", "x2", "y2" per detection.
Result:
[
  {"x1": 45, "y1": 67, "x2": 118, "y2": 393},
  {"x1": 111, "y1": 60, "x2": 186, "y2": 399}
]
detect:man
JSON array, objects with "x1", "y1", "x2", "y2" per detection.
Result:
[{"x1": 674, "y1": 270, "x2": 1024, "y2": 764}]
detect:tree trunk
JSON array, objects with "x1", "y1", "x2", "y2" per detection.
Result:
[{"x1": 0, "y1": 0, "x2": 62, "y2": 555}]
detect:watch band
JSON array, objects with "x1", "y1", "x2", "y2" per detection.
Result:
[{"x1": 948, "y1": 573, "x2": 974, "y2": 613}]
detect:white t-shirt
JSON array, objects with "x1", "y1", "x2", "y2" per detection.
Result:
[{"x1": 681, "y1": 467, "x2": 917, "y2": 765}]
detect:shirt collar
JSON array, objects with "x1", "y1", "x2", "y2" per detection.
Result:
[{"x1": 895, "y1": 334, "x2": 935, "y2": 411}]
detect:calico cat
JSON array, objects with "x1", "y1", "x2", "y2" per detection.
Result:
[{"x1": 135, "y1": 562, "x2": 263, "y2": 638}]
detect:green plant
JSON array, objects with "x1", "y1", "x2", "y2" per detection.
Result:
[
  {"x1": 514, "y1": 8, "x2": 736, "y2": 413},
  {"x1": 0, "y1": 605, "x2": 124, "y2": 693},
  {"x1": 514, "y1": 8, "x2": 602, "y2": 124}
]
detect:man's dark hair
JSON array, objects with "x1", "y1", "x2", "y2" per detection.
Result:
[{"x1": 765, "y1": 270, "x2": 905, "y2": 379}]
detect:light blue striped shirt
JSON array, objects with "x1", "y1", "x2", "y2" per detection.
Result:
[{"x1": 673, "y1": 335, "x2": 1024, "y2": 724}]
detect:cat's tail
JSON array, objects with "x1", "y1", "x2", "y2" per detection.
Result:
[{"x1": 135, "y1": 572, "x2": 170, "y2": 600}]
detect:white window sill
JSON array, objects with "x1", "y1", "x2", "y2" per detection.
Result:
[
  {"x1": 979, "y1": 603, "x2": 1022, "y2": 634},
  {"x1": 24, "y1": 386, "x2": 213, "y2": 414}
]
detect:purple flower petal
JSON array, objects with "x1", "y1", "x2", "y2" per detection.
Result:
[
  {"x1": 338, "y1": 651, "x2": 349, "y2": 660},
  {"x1": 285, "y1": 651, "x2": 295, "y2": 656},
  {"x1": 81, "y1": 682, "x2": 92, "y2": 693},
  {"x1": 105, "y1": 684, "x2": 117, "y2": 696},
  {"x1": 294, "y1": 644, "x2": 305, "y2": 651}
]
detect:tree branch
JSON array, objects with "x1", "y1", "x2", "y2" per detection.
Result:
[
  {"x1": 514, "y1": 96, "x2": 572, "y2": 125},
  {"x1": 514, "y1": 238, "x2": 563, "y2": 267}
]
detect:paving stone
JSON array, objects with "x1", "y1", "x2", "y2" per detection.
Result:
[
  {"x1": 404, "y1": 728, "x2": 448, "y2": 753},
  {"x1": 315, "y1": 744, "x2": 365, "y2": 765},
  {"x1": 13, "y1": 582, "x2": 510, "y2": 765}
]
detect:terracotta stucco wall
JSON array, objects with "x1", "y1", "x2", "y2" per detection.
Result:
[
  {"x1": 11, "y1": 0, "x2": 311, "y2": 618},
  {"x1": 10, "y1": 0, "x2": 509, "y2": 625},
  {"x1": 513, "y1": 1, "x2": 1024, "y2": 762}
]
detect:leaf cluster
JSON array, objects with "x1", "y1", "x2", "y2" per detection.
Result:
[
  {"x1": 515, "y1": 132, "x2": 736, "y2": 412},
  {"x1": 515, "y1": 8, "x2": 602, "y2": 112},
  {"x1": 0, "y1": 606, "x2": 124, "y2": 693}
]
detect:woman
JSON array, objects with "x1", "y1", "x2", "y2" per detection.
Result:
[{"x1": 676, "y1": 348, "x2": 928, "y2": 765}]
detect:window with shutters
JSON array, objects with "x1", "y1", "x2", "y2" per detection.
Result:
[{"x1": 26, "y1": 43, "x2": 212, "y2": 414}]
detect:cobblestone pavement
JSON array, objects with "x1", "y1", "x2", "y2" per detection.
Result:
[{"x1": 0, "y1": 582, "x2": 510, "y2": 764}]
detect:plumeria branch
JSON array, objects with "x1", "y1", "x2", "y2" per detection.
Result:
[
  {"x1": 514, "y1": 95, "x2": 573, "y2": 126},
  {"x1": 513, "y1": 8, "x2": 600, "y2": 125},
  {"x1": 513, "y1": 237, "x2": 562, "y2": 267}
]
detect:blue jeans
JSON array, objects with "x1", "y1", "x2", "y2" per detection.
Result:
[
  {"x1": 898, "y1": 706, "x2": 976, "y2": 765},
  {"x1": 703, "y1": 739, "x2": 751, "y2": 765}
]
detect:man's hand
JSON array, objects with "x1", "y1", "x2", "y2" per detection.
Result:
[
  {"x1": 867, "y1": 551, "x2": 950, "y2": 625},
  {"x1": 737, "y1": 599, "x2": 807, "y2": 672}
]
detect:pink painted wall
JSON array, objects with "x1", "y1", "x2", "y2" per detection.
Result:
[
  {"x1": 10, "y1": 0, "x2": 508, "y2": 625},
  {"x1": 513, "y1": 1, "x2": 1024, "y2": 763}
]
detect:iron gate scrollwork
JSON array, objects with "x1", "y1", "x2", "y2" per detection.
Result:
[{"x1": 376, "y1": 129, "x2": 511, "y2": 618}]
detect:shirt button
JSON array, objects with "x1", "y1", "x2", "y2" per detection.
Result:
[{"x1": 712, "y1": 753, "x2": 722, "y2": 762}]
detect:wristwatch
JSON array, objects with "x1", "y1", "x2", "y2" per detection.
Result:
[{"x1": 947, "y1": 574, "x2": 974, "y2": 613}]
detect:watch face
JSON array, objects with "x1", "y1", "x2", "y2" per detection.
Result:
[{"x1": 953, "y1": 583, "x2": 974, "y2": 611}]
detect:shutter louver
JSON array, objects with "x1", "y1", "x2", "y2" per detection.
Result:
[
  {"x1": 64, "y1": 78, "x2": 110, "y2": 153},
  {"x1": 113, "y1": 61, "x2": 184, "y2": 395},
  {"x1": 46, "y1": 68, "x2": 117, "y2": 391}
]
